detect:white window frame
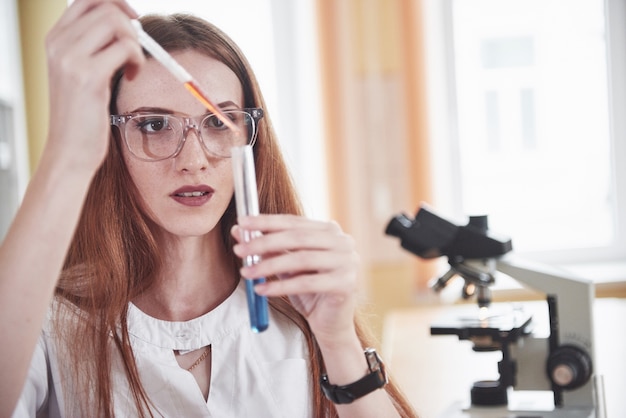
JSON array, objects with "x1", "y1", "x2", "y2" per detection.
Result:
[
  {"x1": 0, "y1": 0, "x2": 30, "y2": 241},
  {"x1": 423, "y1": 0, "x2": 626, "y2": 271}
]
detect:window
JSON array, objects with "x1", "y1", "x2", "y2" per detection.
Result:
[
  {"x1": 0, "y1": 101, "x2": 18, "y2": 240},
  {"x1": 424, "y1": 0, "x2": 626, "y2": 266},
  {"x1": 0, "y1": 0, "x2": 29, "y2": 241}
]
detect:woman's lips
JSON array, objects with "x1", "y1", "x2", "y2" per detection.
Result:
[{"x1": 171, "y1": 185, "x2": 214, "y2": 206}]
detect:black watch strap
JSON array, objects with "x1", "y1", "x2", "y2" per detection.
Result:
[{"x1": 320, "y1": 348, "x2": 388, "y2": 404}]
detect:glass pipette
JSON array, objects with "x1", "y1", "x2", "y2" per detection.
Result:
[{"x1": 131, "y1": 20, "x2": 239, "y2": 133}]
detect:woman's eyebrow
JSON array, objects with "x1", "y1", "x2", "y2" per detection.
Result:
[
  {"x1": 124, "y1": 101, "x2": 241, "y2": 115},
  {"x1": 126, "y1": 107, "x2": 174, "y2": 114},
  {"x1": 217, "y1": 100, "x2": 240, "y2": 109}
]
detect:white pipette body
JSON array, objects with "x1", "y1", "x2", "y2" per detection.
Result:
[{"x1": 131, "y1": 20, "x2": 191, "y2": 83}]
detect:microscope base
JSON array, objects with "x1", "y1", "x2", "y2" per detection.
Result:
[{"x1": 439, "y1": 400, "x2": 595, "y2": 418}]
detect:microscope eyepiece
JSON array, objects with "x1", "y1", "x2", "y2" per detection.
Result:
[{"x1": 385, "y1": 206, "x2": 513, "y2": 260}]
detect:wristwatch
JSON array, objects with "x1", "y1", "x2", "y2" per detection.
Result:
[{"x1": 320, "y1": 347, "x2": 388, "y2": 404}]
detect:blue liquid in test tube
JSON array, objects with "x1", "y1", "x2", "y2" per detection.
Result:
[{"x1": 232, "y1": 145, "x2": 269, "y2": 332}]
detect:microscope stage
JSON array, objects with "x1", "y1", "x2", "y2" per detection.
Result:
[{"x1": 430, "y1": 304, "x2": 533, "y2": 344}]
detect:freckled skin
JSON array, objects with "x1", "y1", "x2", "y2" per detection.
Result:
[{"x1": 116, "y1": 51, "x2": 244, "y2": 238}]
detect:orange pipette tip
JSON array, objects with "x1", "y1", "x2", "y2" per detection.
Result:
[{"x1": 184, "y1": 81, "x2": 240, "y2": 134}]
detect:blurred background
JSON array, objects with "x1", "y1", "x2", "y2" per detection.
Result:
[{"x1": 2, "y1": 0, "x2": 625, "y2": 416}]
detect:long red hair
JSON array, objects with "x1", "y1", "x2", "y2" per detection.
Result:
[{"x1": 54, "y1": 13, "x2": 418, "y2": 418}]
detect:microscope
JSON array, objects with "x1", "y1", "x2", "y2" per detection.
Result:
[{"x1": 386, "y1": 205, "x2": 601, "y2": 417}]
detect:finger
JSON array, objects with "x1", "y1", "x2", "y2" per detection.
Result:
[
  {"x1": 240, "y1": 249, "x2": 358, "y2": 281},
  {"x1": 237, "y1": 214, "x2": 340, "y2": 234},
  {"x1": 47, "y1": 8, "x2": 144, "y2": 98},
  {"x1": 254, "y1": 269, "x2": 357, "y2": 297},
  {"x1": 235, "y1": 227, "x2": 354, "y2": 259},
  {"x1": 53, "y1": 0, "x2": 138, "y2": 33},
  {"x1": 230, "y1": 225, "x2": 241, "y2": 243},
  {"x1": 89, "y1": 37, "x2": 145, "y2": 84},
  {"x1": 50, "y1": 4, "x2": 138, "y2": 60},
  {"x1": 230, "y1": 225, "x2": 267, "y2": 247},
  {"x1": 76, "y1": 7, "x2": 139, "y2": 56}
]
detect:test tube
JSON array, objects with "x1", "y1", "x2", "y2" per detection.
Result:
[{"x1": 232, "y1": 145, "x2": 269, "y2": 333}]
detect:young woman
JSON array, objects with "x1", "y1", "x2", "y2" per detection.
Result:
[{"x1": 1, "y1": 0, "x2": 419, "y2": 417}]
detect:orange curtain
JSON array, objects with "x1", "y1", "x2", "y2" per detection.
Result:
[{"x1": 316, "y1": 0, "x2": 437, "y2": 332}]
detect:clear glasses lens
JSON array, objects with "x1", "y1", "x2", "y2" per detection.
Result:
[
  {"x1": 200, "y1": 112, "x2": 253, "y2": 157},
  {"x1": 123, "y1": 110, "x2": 256, "y2": 161}
]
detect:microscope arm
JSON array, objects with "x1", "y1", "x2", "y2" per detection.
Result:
[{"x1": 496, "y1": 255, "x2": 596, "y2": 408}]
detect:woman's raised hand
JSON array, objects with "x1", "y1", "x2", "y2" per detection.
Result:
[{"x1": 45, "y1": 0, "x2": 144, "y2": 172}]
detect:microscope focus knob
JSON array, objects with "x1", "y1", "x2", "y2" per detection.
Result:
[{"x1": 546, "y1": 344, "x2": 593, "y2": 389}]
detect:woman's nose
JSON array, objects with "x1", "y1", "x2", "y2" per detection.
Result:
[{"x1": 174, "y1": 128, "x2": 209, "y2": 172}]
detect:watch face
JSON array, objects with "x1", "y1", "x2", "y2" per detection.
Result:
[{"x1": 365, "y1": 348, "x2": 386, "y2": 378}]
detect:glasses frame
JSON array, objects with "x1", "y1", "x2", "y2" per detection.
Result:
[{"x1": 110, "y1": 107, "x2": 264, "y2": 162}]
